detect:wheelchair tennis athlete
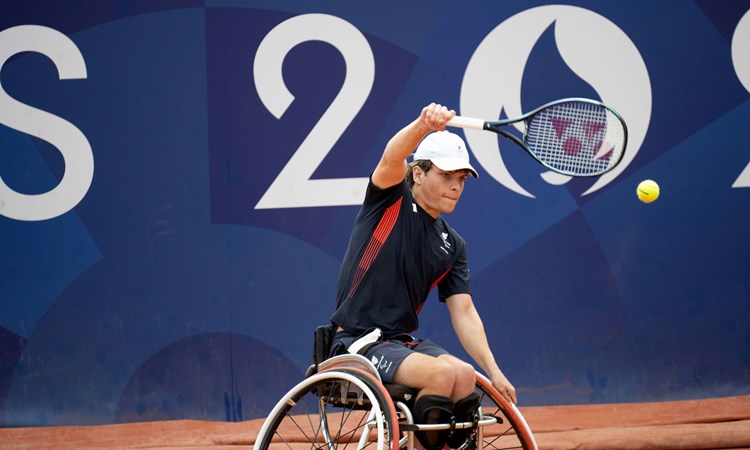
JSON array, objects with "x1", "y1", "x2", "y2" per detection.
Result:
[{"x1": 330, "y1": 103, "x2": 517, "y2": 450}]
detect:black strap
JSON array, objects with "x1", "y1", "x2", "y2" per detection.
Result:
[{"x1": 312, "y1": 324, "x2": 334, "y2": 367}]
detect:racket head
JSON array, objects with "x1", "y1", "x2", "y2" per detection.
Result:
[{"x1": 493, "y1": 98, "x2": 628, "y2": 177}]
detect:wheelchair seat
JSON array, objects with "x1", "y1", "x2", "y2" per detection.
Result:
[{"x1": 312, "y1": 325, "x2": 419, "y2": 408}]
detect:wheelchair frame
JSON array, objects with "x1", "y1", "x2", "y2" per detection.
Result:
[{"x1": 253, "y1": 352, "x2": 538, "y2": 450}]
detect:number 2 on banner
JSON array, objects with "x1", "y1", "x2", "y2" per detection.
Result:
[{"x1": 253, "y1": 14, "x2": 373, "y2": 209}]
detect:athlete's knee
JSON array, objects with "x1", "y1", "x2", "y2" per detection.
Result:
[
  {"x1": 453, "y1": 360, "x2": 476, "y2": 392},
  {"x1": 452, "y1": 359, "x2": 474, "y2": 382},
  {"x1": 422, "y1": 358, "x2": 456, "y2": 393},
  {"x1": 430, "y1": 359, "x2": 456, "y2": 388},
  {"x1": 436, "y1": 357, "x2": 474, "y2": 397}
]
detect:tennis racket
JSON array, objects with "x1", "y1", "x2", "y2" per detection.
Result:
[{"x1": 447, "y1": 98, "x2": 628, "y2": 177}]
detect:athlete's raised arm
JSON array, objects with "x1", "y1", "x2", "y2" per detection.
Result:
[{"x1": 371, "y1": 103, "x2": 455, "y2": 189}]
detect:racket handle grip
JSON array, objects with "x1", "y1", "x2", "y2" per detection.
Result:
[{"x1": 447, "y1": 116, "x2": 486, "y2": 131}]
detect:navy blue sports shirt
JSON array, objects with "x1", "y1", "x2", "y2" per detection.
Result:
[{"x1": 331, "y1": 177, "x2": 472, "y2": 337}]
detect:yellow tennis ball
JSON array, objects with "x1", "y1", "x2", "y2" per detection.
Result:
[{"x1": 637, "y1": 179, "x2": 660, "y2": 203}]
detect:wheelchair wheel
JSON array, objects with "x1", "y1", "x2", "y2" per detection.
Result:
[
  {"x1": 475, "y1": 374, "x2": 538, "y2": 450},
  {"x1": 254, "y1": 368, "x2": 399, "y2": 450}
]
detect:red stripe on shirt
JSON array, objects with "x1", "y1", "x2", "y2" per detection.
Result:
[
  {"x1": 431, "y1": 268, "x2": 451, "y2": 291},
  {"x1": 414, "y1": 268, "x2": 452, "y2": 316},
  {"x1": 347, "y1": 196, "x2": 403, "y2": 299}
]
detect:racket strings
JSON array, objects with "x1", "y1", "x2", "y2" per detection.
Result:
[{"x1": 525, "y1": 101, "x2": 626, "y2": 176}]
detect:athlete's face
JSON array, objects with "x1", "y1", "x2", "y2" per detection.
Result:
[{"x1": 412, "y1": 166, "x2": 470, "y2": 217}]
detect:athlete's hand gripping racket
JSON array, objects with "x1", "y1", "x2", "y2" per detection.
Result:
[{"x1": 447, "y1": 98, "x2": 628, "y2": 177}]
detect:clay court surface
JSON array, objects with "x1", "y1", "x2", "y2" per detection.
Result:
[{"x1": 2, "y1": 394, "x2": 748, "y2": 449}]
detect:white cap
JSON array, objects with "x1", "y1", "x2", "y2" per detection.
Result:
[{"x1": 413, "y1": 131, "x2": 478, "y2": 178}]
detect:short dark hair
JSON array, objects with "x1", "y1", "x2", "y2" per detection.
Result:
[{"x1": 406, "y1": 160, "x2": 434, "y2": 188}]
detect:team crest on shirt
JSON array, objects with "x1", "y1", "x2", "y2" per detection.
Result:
[{"x1": 440, "y1": 232, "x2": 451, "y2": 254}]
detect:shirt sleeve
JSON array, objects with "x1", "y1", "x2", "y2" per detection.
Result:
[
  {"x1": 437, "y1": 238, "x2": 472, "y2": 301},
  {"x1": 363, "y1": 174, "x2": 405, "y2": 209}
]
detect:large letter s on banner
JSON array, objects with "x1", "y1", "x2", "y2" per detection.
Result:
[{"x1": 0, "y1": 25, "x2": 93, "y2": 221}]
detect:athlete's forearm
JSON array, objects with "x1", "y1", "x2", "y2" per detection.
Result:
[
  {"x1": 451, "y1": 302, "x2": 502, "y2": 377},
  {"x1": 372, "y1": 103, "x2": 454, "y2": 188}
]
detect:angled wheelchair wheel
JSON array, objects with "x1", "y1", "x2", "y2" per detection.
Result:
[
  {"x1": 254, "y1": 368, "x2": 399, "y2": 450},
  {"x1": 475, "y1": 374, "x2": 538, "y2": 450}
]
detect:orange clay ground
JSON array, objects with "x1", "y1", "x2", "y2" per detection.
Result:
[{"x1": 2, "y1": 395, "x2": 749, "y2": 449}]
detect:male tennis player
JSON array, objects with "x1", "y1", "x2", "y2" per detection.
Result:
[{"x1": 329, "y1": 103, "x2": 516, "y2": 449}]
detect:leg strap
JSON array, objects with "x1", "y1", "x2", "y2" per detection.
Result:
[
  {"x1": 413, "y1": 395, "x2": 455, "y2": 450},
  {"x1": 446, "y1": 392, "x2": 481, "y2": 448}
]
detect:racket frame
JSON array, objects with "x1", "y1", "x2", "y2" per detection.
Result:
[{"x1": 448, "y1": 97, "x2": 628, "y2": 177}]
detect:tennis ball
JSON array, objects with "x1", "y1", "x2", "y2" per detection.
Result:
[{"x1": 637, "y1": 179, "x2": 660, "y2": 203}]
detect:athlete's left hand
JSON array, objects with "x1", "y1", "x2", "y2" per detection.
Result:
[{"x1": 491, "y1": 372, "x2": 518, "y2": 405}]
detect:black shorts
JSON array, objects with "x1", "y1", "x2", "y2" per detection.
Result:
[{"x1": 330, "y1": 331, "x2": 448, "y2": 383}]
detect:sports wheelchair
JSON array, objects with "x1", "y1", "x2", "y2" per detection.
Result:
[{"x1": 253, "y1": 326, "x2": 537, "y2": 450}]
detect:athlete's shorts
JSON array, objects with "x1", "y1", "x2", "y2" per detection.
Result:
[{"x1": 330, "y1": 330, "x2": 449, "y2": 383}]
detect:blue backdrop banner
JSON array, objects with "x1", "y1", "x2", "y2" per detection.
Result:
[{"x1": 1, "y1": 0, "x2": 749, "y2": 426}]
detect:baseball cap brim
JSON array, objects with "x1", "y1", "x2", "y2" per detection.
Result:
[{"x1": 429, "y1": 157, "x2": 479, "y2": 178}]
